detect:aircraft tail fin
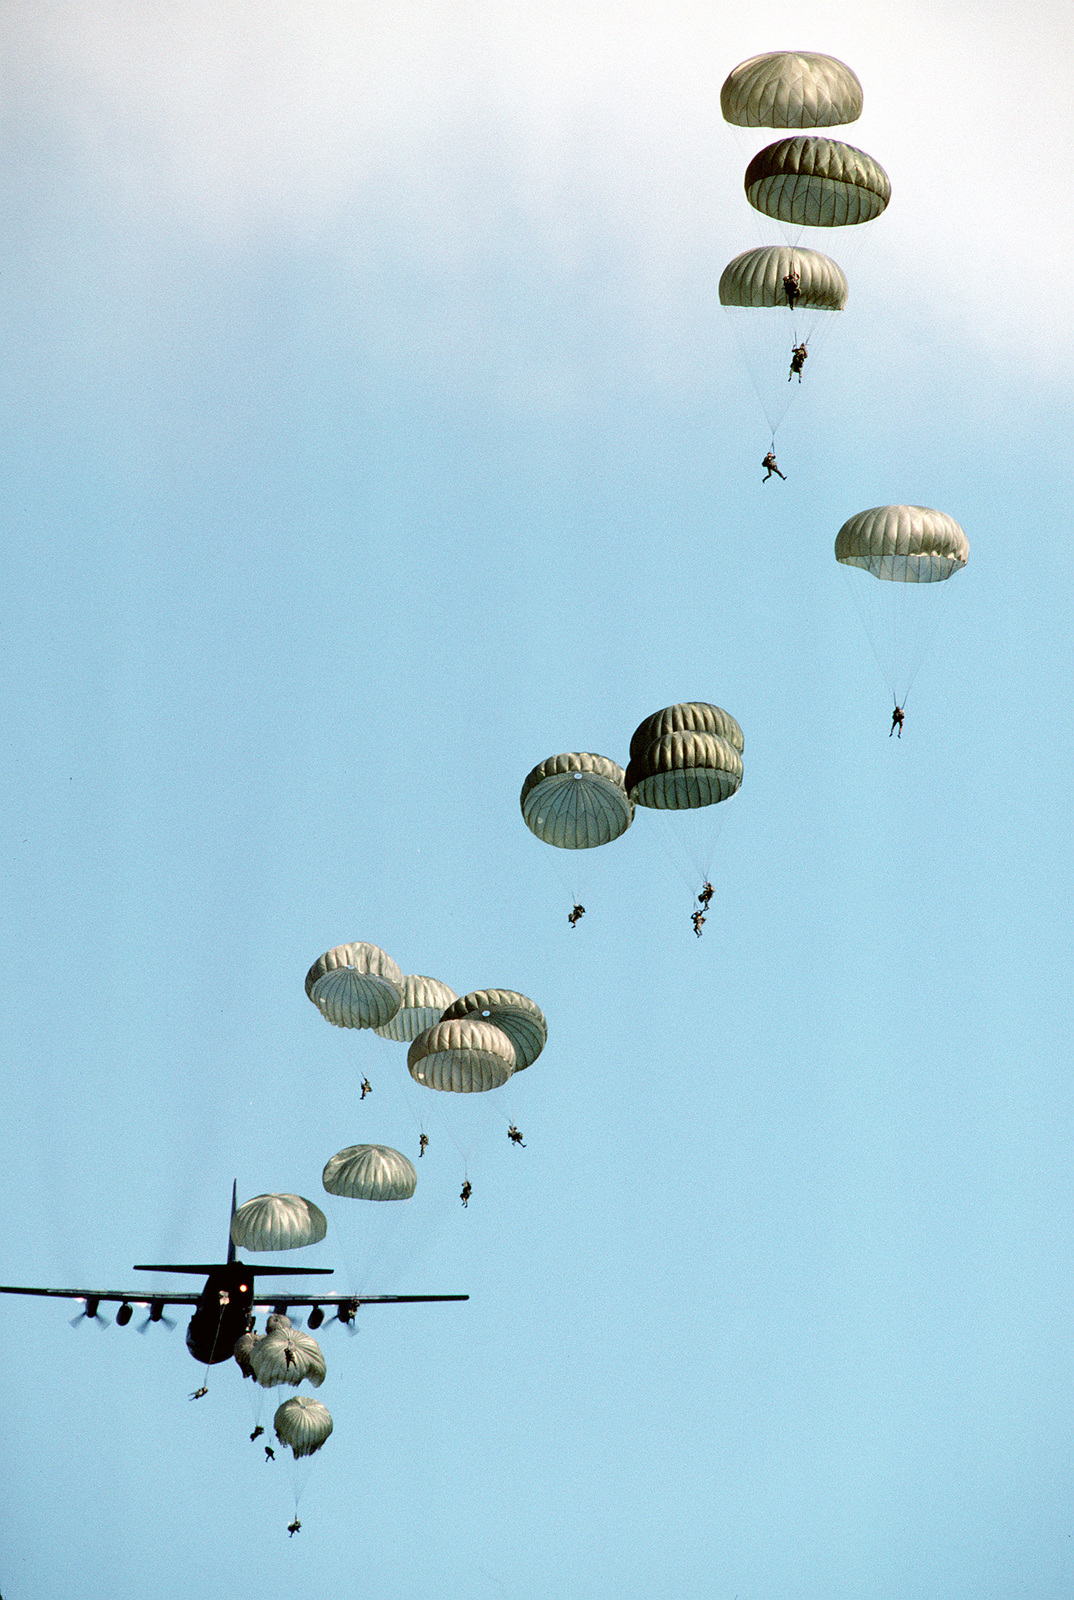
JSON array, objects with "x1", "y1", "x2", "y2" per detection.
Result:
[{"x1": 227, "y1": 1180, "x2": 237, "y2": 1264}]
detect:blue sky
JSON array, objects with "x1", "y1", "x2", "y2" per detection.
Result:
[{"x1": 1, "y1": 3, "x2": 1072, "y2": 1596}]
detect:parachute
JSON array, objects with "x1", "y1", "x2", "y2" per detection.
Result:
[
  {"x1": 321, "y1": 1143, "x2": 419, "y2": 1292},
  {"x1": 835, "y1": 505, "x2": 969, "y2": 581},
  {"x1": 234, "y1": 1331, "x2": 260, "y2": 1379},
  {"x1": 407, "y1": 1017, "x2": 516, "y2": 1093},
  {"x1": 625, "y1": 703, "x2": 744, "y2": 900},
  {"x1": 439, "y1": 990, "x2": 547, "y2": 1071},
  {"x1": 720, "y1": 55, "x2": 884, "y2": 444},
  {"x1": 520, "y1": 753, "x2": 634, "y2": 849},
  {"x1": 373, "y1": 974, "x2": 457, "y2": 1042},
  {"x1": 322, "y1": 1144, "x2": 417, "y2": 1202},
  {"x1": 230, "y1": 1194, "x2": 327, "y2": 1253},
  {"x1": 406, "y1": 997, "x2": 542, "y2": 1182},
  {"x1": 745, "y1": 138, "x2": 890, "y2": 228},
  {"x1": 626, "y1": 703, "x2": 743, "y2": 809},
  {"x1": 305, "y1": 942, "x2": 403, "y2": 1031},
  {"x1": 720, "y1": 245, "x2": 848, "y2": 434},
  {"x1": 721, "y1": 52, "x2": 863, "y2": 129},
  {"x1": 629, "y1": 701, "x2": 744, "y2": 757},
  {"x1": 835, "y1": 506, "x2": 969, "y2": 706},
  {"x1": 274, "y1": 1395, "x2": 333, "y2": 1459},
  {"x1": 723, "y1": 241, "x2": 851, "y2": 438},
  {"x1": 250, "y1": 1327, "x2": 327, "y2": 1390},
  {"x1": 719, "y1": 246, "x2": 847, "y2": 311},
  {"x1": 626, "y1": 730, "x2": 742, "y2": 809}
]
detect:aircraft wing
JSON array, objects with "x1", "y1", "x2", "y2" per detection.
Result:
[
  {"x1": 250, "y1": 1293, "x2": 469, "y2": 1308},
  {"x1": 0, "y1": 1284, "x2": 467, "y2": 1308},
  {"x1": 0, "y1": 1285, "x2": 203, "y2": 1306}
]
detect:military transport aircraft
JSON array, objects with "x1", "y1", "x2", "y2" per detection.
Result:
[{"x1": 0, "y1": 1184, "x2": 468, "y2": 1366}]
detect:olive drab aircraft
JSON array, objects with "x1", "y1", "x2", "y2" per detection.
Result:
[{"x1": 0, "y1": 1183, "x2": 467, "y2": 1366}]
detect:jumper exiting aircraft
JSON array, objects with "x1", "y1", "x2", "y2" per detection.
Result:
[{"x1": 0, "y1": 1183, "x2": 468, "y2": 1366}]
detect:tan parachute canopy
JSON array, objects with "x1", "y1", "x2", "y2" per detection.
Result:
[
  {"x1": 323, "y1": 1144, "x2": 417, "y2": 1202},
  {"x1": 274, "y1": 1395, "x2": 333, "y2": 1459},
  {"x1": 250, "y1": 1327, "x2": 327, "y2": 1390},
  {"x1": 721, "y1": 52, "x2": 863, "y2": 128},
  {"x1": 439, "y1": 989, "x2": 547, "y2": 1071},
  {"x1": 520, "y1": 752, "x2": 634, "y2": 849},
  {"x1": 835, "y1": 506, "x2": 969, "y2": 582},
  {"x1": 305, "y1": 941, "x2": 403, "y2": 1031},
  {"x1": 629, "y1": 702, "x2": 744, "y2": 758},
  {"x1": 373, "y1": 974, "x2": 457, "y2": 1042},
  {"x1": 233, "y1": 1331, "x2": 260, "y2": 1379},
  {"x1": 626, "y1": 703, "x2": 743, "y2": 810},
  {"x1": 230, "y1": 1194, "x2": 327, "y2": 1253},
  {"x1": 719, "y1": 246, "x2": 848, "y2": 310},
  {"x1": 408, "y1": 1016, "x2": 516, "y2": 1093},
  {"x1": 745, "y1": 138, "x2": 890, "y2": 227}
]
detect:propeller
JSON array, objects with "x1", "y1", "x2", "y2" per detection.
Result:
[
  {"x1": 138, "y1": 1298, "x2": 177, "y2": 1333},
  {"x1": 69, "y1": 1297, "x2": 109, "y2": 1328},
  {"x1": 335, "y1": 1301, "x2": 360, "y2": 1336}
]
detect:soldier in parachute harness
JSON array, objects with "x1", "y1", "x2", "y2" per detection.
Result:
[
  {"x1": 890, "y1": 705, "x2": 905, "y2": 738},
  {"x1": 762, "y1": 451, "x2": 786, "y2": 482},
  {"x1": 508, "y1": 1124, "x2": 526, "y2": 1147},
  {"x1": 568, "y1": 903, "x2": 585, "y2": 927},
  {"x1": 288, "y1": 1519, "x2": 301, "y2": 1537},
  {"x1": 360, "y1": 1076, "x2": 372, "y2": 1100},
  {"x1": 691, "y1": 910, "x2": 706, "y2": 938},
  {"x1": 418, "y1": 1132, "x2": 429, "y2": 1157},
  {"x1": 789, "y1": 343, "x2": 808, "y2": 382},
  {"x1": 782, "y1": 266, "x2": 800, "y2": 310},
  {"x1": 460, "y1": 1180, "x2": 472, "y2": 1208},
  {"x1": 697, "y1": 882, "x2": 714, "y2": 911}
]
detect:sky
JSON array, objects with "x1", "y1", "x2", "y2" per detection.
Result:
[{"x1": 1, "y1": 1, "x2": 1072, "y2": 1595}]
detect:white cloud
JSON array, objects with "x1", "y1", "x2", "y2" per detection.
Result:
[{"x1": 1, "y1": 0, "x2": 1069, "y2": 387}]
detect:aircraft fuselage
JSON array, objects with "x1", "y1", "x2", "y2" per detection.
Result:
[{"x1": 184, "y1": 1264, "x2": 256, "y2": 1365}]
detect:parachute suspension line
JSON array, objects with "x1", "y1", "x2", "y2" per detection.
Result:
[
  {"x1": 542, "y1": 847, "x2": 583, "y2": 921},
  {"x1": 649, "y1": 810, "x2": 704, "y2": 897},
  {"x1": 431, "y1": 1102, "x2": 477, "y2": 1169},
  {"x1": 400, "y1": 1076, "x2": 428, "y2": 1139},
  {"x1": 189, "y1": 1306, "x2": 229, "y2": 1396},
  {"x1": 203, "y1": 1303, "x2": 231, "y2": 1372},
  {"x1": 288, "y1": 1450, "x2": 315, "y2": 1513},
  {"x1": 644, "y1": 806, "x2": 730, "y2": 911},
  {"x1": 839, "y1": 562, "x2": 959, "y2": 711},
  {"x1": 896, "y1": 590, "x2": 954, "y2": 710},
  {"x1": 723, "y1": 306, "x2": 792, "y2": 441}
]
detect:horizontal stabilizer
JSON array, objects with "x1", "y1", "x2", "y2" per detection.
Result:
[{"x1": 133, "y1": 1263, "x2": 335, "y2": 1277}]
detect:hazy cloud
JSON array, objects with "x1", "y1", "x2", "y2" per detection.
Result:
[{"x1": 0, "y1": 0, "x2": 1067, "y2": 388}]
